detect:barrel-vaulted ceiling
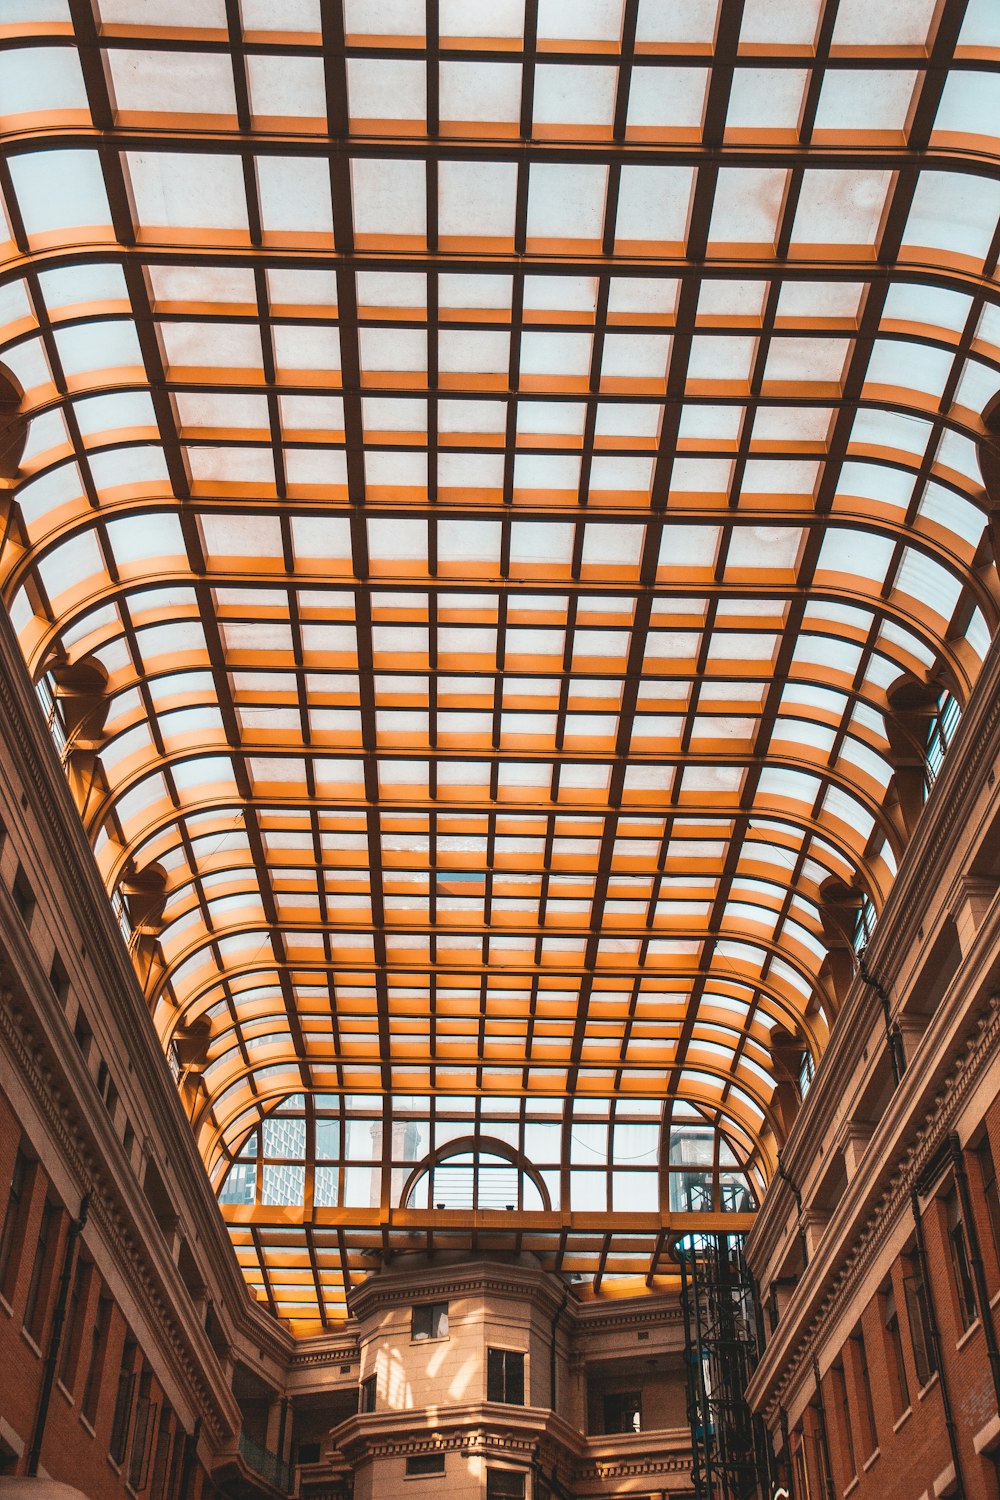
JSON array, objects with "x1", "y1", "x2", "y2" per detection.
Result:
[{"x1": 1, "y1": 0, "x2": 999, "y2": 1332}]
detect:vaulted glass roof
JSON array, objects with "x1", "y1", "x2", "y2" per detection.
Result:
[{"x1": 1, "y1": 0, "x2": 998, "y2": 1333}]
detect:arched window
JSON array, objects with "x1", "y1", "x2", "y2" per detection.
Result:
[
  {"x1": 925, "y1": 690, "x2": 961, "y2": 791},
  {"x1": 400, "y1": 1137, "x2": 550, "y2": 1212}
]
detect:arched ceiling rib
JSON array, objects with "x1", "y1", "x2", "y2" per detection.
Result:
[{"x1": 1, "y1": 0, "x2": 999, "y2": 1331}]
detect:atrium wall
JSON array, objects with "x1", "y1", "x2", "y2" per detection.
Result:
[{"x1": 746, "y1": 638, "x2": 1000, "y2": 1498}]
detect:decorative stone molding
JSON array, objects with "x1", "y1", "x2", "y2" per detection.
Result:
[
  {"x1": 751, "y1": 991, "x2": 1000, "y2": 1422},
  {"x1": 0, "y1": 978, "x2": 236, "y2": 1444}
]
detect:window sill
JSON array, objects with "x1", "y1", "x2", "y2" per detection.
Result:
[
  {"x1": 57, "y1": 1379, "x2": 74, "y2": 1408},
  {"x1": 956, "y1": 1318, "x2": 980, "y2": 1353},
  {"x1": 843, "y1": 1475, "x2": 860, "y2": 1498},
  {"x1": 20, "y1": 1327, "x2": 42, "y2": 1358},
  {"x1": 862, "y1": 1448, "x2": 881, "y2": 1473},
  {"x1": 917, "y1": 1372, "x2": 940, "y2": 1403},
  {"x1": 0, "y1": 1293, "x2": 12, "y2": 1320},
  {"x1": 892, "y1": 1406, "x2": 913, "y2": 1434},
  {"x1": 990, "y1": 1286, "x2": 1000, "y2": 1313},
  {"x1": 79, "y1": 1415, "x2": 96, "y2": 1439},
  {"x1": 410, "y1": 1335, "x2": 449, "y2": 1345}
]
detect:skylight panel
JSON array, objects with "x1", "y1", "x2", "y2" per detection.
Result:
[
  {"x1": 174, "y1": 392, "x2": 270, "y2": 431},
  {"x1": 813, "y1": 72, "x2": 917, "y2": 137},
  {"x1": 239, "y1": 0, "x2": 321, "y2": 30},
  {"x1": 615, "y1": 165, "x2": 694, "y2": 246},
  {"x1": 627, "y1": 67, "x2": 708, "y2": 135},
  {"x1": 256, "y1": 157, "x2": 335, "y2": 238},
  {"x1": 830, "y1": 0, "x2": 938, "y2": 45},
  {"x1": 438, "y1": 160, "x2": 518, "y2": 244},
  {"x1": 902, "y1": 171, "x2": 1000, "y2": 264},
  {"x1": 739, "y1": 0, "x2": 821, "y2": 47},
  {"x1": 537, "y1": 0, "x2": 623, "y2": 42},
  {"x1": 958, "y1": 0, "x2": 1000, "y2": 46},
  {"x1": 519, "y1": 331, "x2": 594, "y2": 379},
  {"x1": 273, "y1": 323, "x2": 343, "y2": 373},
  {"x1": 347, "y1": 58, "x2": 427, "y2": 128},
  {"x1": 201, "y1": 513, "x2": 284, "y2": 561},
  {"x1": 359, "y1": 327, "x2": 426, "y2": 373},
  {"x1": 440, "y1": 0, "x2": 525, "y2": 39},
  {"x1": 635, "y1": 0, "x2": 718, "y2": 44},
  {"x1": 160, "y1": 321, "x2": 263, "y2": 371},
  {"x1": 726, "y1": 69, "x2": 806, "y2": 134},
  {"x1": 107, "y1": 49, "x2": 237, "y2": 121},
  {"x1": 526, "y1": 164, "x2": 608, "y2": 245},
  {"x1": 791, "y1": 170, "x2": 892, "y2": 251},
  {"x1": 601, "y1": 333, "x2": 672, "y2": 382},
  {"x1": 532, "y1": 65, "x2": 618, "y2": 132},
  {"x1": 708, "y1": 168, "x2": 786, "y2": 250},
  {"x1": 126, "y1": 151, "x2": 249, "y2": 235},
  {"x1": 816, "y1": 528, "x2": 896, "y2": 585},
  {"x1": 246, "y1": 55, "x2": 327, "y2": 123},
  {"x1": 8, "y1": 149, "x2": 112, "y2": 237},
  {"x1": 53, "y1": 319, "x2": 144, "y2": 376},
  {"x1": 0, "y1": 45, "x2": 88, "y2": 124},
  {"x1": 147, "y1": 264, "x2": 257, "y2": 306},
  {"x1": 100, "y1": 0, "x2": 227, "y2": 22},
  {"x1": 439, "y1": 61, "x2": 522, "y2": 129},
  {"x1": 351, "y1": 157, "x2": 427, "y2": 243},
  {"x1": 344, "y1": 0, "x2": 424, "y2": 36}
]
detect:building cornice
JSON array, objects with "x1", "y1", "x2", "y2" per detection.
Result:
[
  {"x1": 746, "y1": 988, "x2": 1000, "y2": 1420},
  {"x1": 747, "y1": 636, "x2": 1000, "y2": 1277}
]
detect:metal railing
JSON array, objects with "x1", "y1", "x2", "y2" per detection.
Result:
[{"x1": 238, "y1": 1430, "x2": 292, "y2": 1494}]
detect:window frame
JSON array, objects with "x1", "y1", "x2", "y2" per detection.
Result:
[
  {"x1": 405, "y1": 1454, "x2": 446, "y2": 1478},
  {"x1": 0, "y1": 1148, "x2": 31, "y2": 1302},
  {"x1": 601, "y1": 1387, "x2": 643, "y2": 1435},
  {"x1": 410, "y1": 1300, "x2": 449, "y2": 1342},
  {"x1": 945, "y1": 1188, "x2": 978, "y2": 1330},
  {"x1": 487, "y1": 1346, "x2": 526, "y2": 1406},
  {"x1": 485, "y1": 1468, "x2": 526, "y2": 1500}
]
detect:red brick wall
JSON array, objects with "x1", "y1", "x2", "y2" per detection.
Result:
[
  {"x1": 0, "y1": 1086, "x2": 207, "y2": 1500},
  {"x1": 792, "y1": 1095, "x2": 1000, "y2": 1500}
]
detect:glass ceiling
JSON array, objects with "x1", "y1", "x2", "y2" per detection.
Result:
[{"x1": 1, "y1": 0, "x2": 998, "y2": 1333}]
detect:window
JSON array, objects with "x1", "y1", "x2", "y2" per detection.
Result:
[
  {"x1": 925, "y1": 692, "x2": 960, "y2": 789},
  {"x1": 73, "y1": 1012, "x2": 92, "y2": 1060},
  {"x1": 23, "y1": 1198, "x2": 58, "y2": 1342},
  {"x1": 798, "y1": 1050, "x2": 815, "y2": 1100},
  {"x1": 149, "y1": 1411, "x2": 173, "y2": 1500},
  {"x1": 851, "y1": 1327, "x2": 877, "y2": 1456},
  {"x1": 297, "y1": 1442, "x2": 321, "y2": 1466},
  {"x1": 881, "y1": 1282, "x2": 909, "y2": 1415},
  {"x1": 12, "y1": 866, "x2": 34, "y2": 925},
  {"x1": 903, "y1": 1256, "x2": 937, "y2": 1388},
  {"x1": 406, "y1": 1454, "x2": 445, "y2": 1477},
  {"x1": 602, "y1": 1389, "x2": 642, "y2": 1434},
  {"x1": 486, "y1": 1470, "x2": 525, "y2": 1500},
  {"x1": 60, "y1": 1256, "x2": 90, "y2": 1390},
  {"x1": 411, "y1": 1301, "x2": 448, "y2": 1341},
  {"x1": 487, "y1": 1348, "x2": 525, "y2": 1406},
  {"x1": 36, "y1": 674, "x2": 67, "y2": 754},
  {"x1": 831, "y1": 1362, "x2": 855, "y2": 1479},
  {"x1": 359, "y1": 1374, "x2": 376, "y2": 1413},
  {"x1": 81, "y1": 1292, "x2": 112, "y2": 1424},
  {"x1": 109, "y1": 1335, "x2": 138, "y2": 1464},
  {"x1": 792, "y1": 1432, "x2": 811, "y2": 1500},
  {"x1": 128, "y1": 1367, "x2": 154, "y2": 1489},
  {"x1": 49, "y1": 956, "x2": 69, "y2": 1002},
  {"x1": 976, "y1": 1138, "x2": 1000, "y2": 1280},
  {"x1": 0, "y1": 1148, "x2": 30, "y2": 1300},
  {"x1": 945, "y1": 1189, "x2": 977, "y2": 1329},
  {"x1": 852, "y1": 893, "x2": 876, "y2": 956}
]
